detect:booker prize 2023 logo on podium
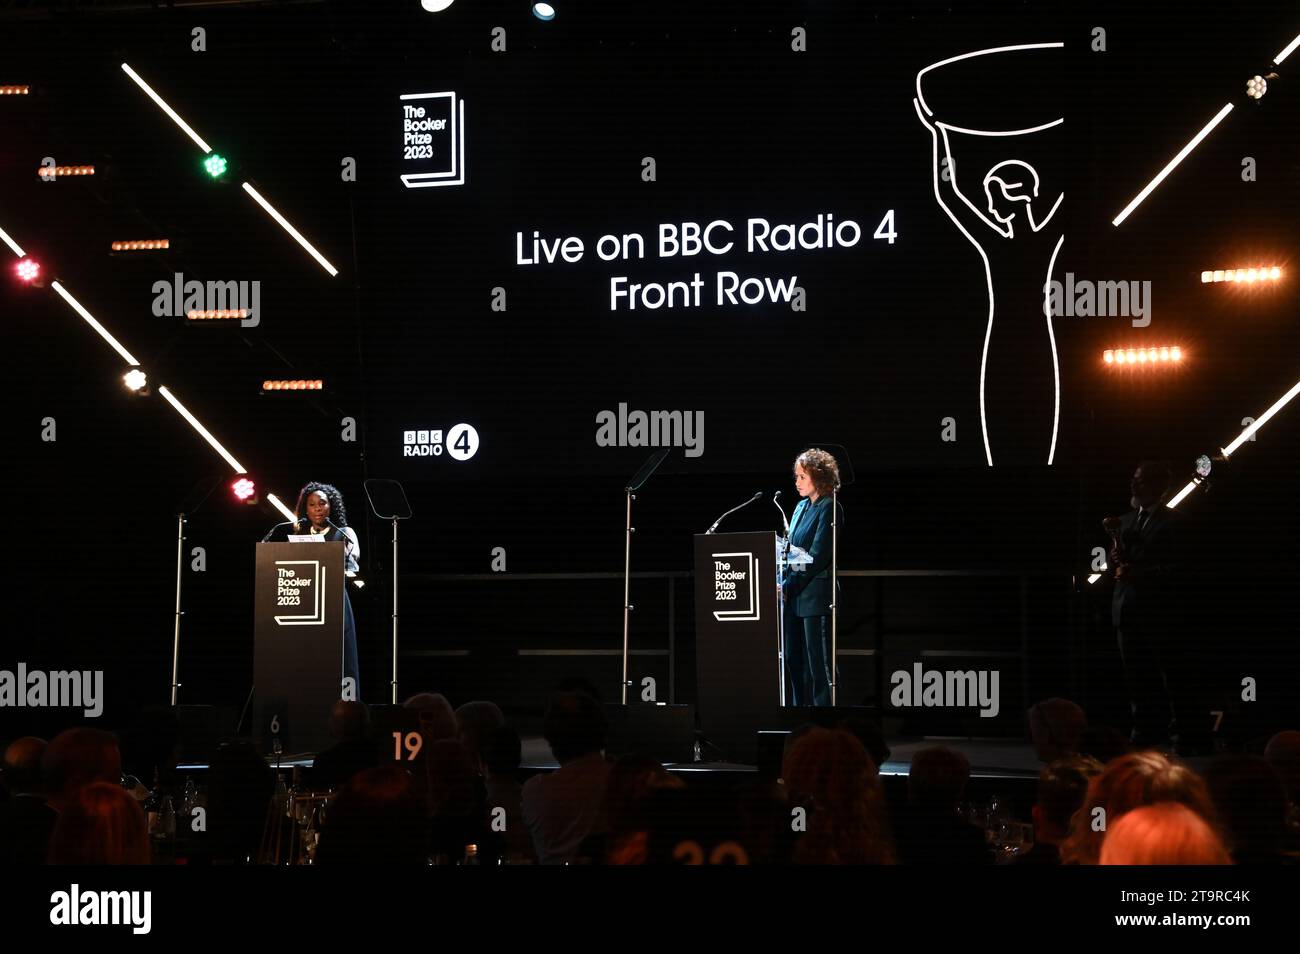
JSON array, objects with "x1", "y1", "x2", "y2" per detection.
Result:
[
  {"x1": 711, "y1": 552, "x2": 761, "y2": 623},
  {"x1": 273, "y1": 560, "x2": 327, "y2": 625}
]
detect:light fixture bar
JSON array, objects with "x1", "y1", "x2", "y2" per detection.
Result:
[
  {"x1": 38, "y1": 165, "x2": 94, "y2": 178},
  {"x1": 266, "y1": 493, "x2": 297, "y2": 522},
  {"x1": 1222, "y1": 378, "x2": 1300, "y2": 457},
  {"x1": 50, "y1": 282, "x2": 141, "y2": 366},
  {"x1": 1275, "y1": 33, "x2": 1300, "y2": 65},
  {"x1": 157, "y1": 386, "x2": 247, "y2": 473},
  {"x1": 120, "y1": 63, "x2": 213, "y2": 153},
  {"x1": 1112, "y1": 103, "x2": 1234, "y2": 227},
  {"x1": 241, "y1": 182, "x2": 339, "y2": 277},
  {"x1": 1165, "y1": 478, "x2": 1200, "y2": 510},
  {"x1": 1200, "y1": 266, "x2": 1282, "y2": 283},
  {"x1": 112, "y1": 240, "x2": 171, "y2": 251},
  {"x1": 0, "y1": 223, "x2": 26, "y2": 257},
  {"x1": 262, "y1": 379, "x2": 324, "y2": 391}
]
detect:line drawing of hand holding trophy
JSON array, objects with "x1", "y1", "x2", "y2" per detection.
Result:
[{"x1": 913, "y1": 43, "x2": 1065, "y2": 466}]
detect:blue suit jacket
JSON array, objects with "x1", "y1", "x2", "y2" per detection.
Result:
[{"x1": 783, "y1": 495, "x2": 838, "y2": 617}]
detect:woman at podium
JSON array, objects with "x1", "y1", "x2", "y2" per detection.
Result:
[
  {"x1": 782, "y1": 448, "x2": 840, "y2": 707},
  {"x1": 293, "y1": 482, "x2": 362, "y2": 698}
]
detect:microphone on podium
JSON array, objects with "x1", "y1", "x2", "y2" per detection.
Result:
[
  {"x1": 706, "y1": 492, "x2": 762, "y2": 534},
  {"x1": 773, "y1": 490, "x2": 791, "y2": 536},
  {"x1": 260, "y1": 518, "x2": 300, "y2": 543}
]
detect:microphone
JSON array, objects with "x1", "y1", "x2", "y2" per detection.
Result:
[
  {"x1": 706, "y1": 492, "x2": 762, "y2": 534},
  {"x1": 773, "y1": 491, "x2": 791, "y2": 537},
  {"x1": 1103, "y1": 516, "x2": 1125, "y2": 565},
  {"x1": 322, "y1": 518, "x2": 356, "y2": 555},
  {"x1": 260, "y1": 518, "x2": 299, "y2": 543}
]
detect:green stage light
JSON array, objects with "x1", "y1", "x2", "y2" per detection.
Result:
[{"x1": 204, "y1": 153, "x2": 228, "y2": 178}]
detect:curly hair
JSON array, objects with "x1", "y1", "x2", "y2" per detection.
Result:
[
  {"x1": 1059, "y1": 750, "x2": 1220, "y2": 865},
  {"x1": 794, "y1": 447, "x2": 841, "y2": 497},
  {"x1": 294, "y1": 481, "x2": 348, "y2": 527},
  {"x1": 782, "y1": 728, "x2": 894, "y2": 864}
]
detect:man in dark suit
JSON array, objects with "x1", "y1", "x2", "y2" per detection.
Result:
[
  {"x1": 1109, "y1": 460, "x2": 1183, "y2": 748},
  {"x1": 783, "y1": 449, "x2": 842, "y2": 707}
]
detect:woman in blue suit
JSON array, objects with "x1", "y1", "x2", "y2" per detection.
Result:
[{"x1": 782, "y1": 448, "x2": 841, "y2": 707}]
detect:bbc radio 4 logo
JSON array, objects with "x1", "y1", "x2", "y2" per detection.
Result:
[{"x1": 402, "y1": 423, "x2": 480, "y2": 460}]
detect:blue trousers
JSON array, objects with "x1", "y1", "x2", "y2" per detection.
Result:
[
  {"x1": 784, "y1": 608, "x2": 831, "y2": 707},
  {"x1": 342, "y1": 588, "x2": 360, "y2": 699}
]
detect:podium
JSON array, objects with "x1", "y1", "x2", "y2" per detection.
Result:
[
  {"x1": 693, "y1": 531, "x2": 783, "y2": 764},
  {"x1": 253, "y1": 541, "x2": 346, "y2": 755}
]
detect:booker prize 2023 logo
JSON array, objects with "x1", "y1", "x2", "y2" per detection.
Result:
[
  {"x1": 274, "y1": 561, "x2": 326, "y2": 625},
  {"x1": 711, "y1": 552, "x2": 761, "y2": 622}
]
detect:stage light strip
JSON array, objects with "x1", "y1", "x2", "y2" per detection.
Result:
[
  {"x1": 120, "y1": 62, "x2": 213, "y2": 153},
  {"x1": 1222, "y1": 378, "x2": 1300, "y2": 457},
  {"x1": 1166, "y1": 478, "x2": 1201, "y2": 510},
  {"x1": 1086, "y1": 573, "x2": 1102, "y2": 584},
  {"x1": 157, "y1": 386, "x2": 247, "y2": 473},
  {"x1": 266, "y1": 493, "x2": 297, "y2": 522},
  {"x1": 240, "y1": 182, "x2": 339, "y2": 277},
  {"x1": 50, "y1": 282, "x2": 141, "y2": 366},
  {"x1": 1112, "y1": 103, "x2": 1234, "y2": 227},
  {"x1": 0, "y1": 224, "x2": 25, "y2": 257},
  {"x1": 1275, "y1": 33, "x2": 1300, "y2": 65},
  {"x1": 9, "y1": 221, "x2": 292, "y2": 512}
]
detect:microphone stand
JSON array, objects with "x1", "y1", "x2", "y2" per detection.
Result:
[
  {"x1": 171, "y1": 512, "x2": 185, "y2": 707},
  {"x1": 620, "y1": 450, "x2": 670, "y2": 705},
  {"x1": 830, "y1": 486, "x2": 839, "y2": 706},
  {"x1": 169, "y1": 475, "x2": 222, "y2": 706},
  {"x1": 774, "y1": 493, "x2": 791, "y2": 707}
]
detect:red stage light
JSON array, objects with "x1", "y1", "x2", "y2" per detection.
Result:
[
  {"x1": 15, "y1": 258, "x2": 39, "y2": 282},
  {"x1": 232, "y1": 477, "x2": 257, "y2": 502}
]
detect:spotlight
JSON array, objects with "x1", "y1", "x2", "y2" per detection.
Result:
[
  {"x1": 261, "y1": 379, "x2": 324, "y2": 391},
  {"x1": 1203, "y1": 265, "x2": 1282, "y2": 284},
  {"x1": 111, "y1": 240, "x2": 170, "y2": 252},
  {"x1": 1195, "y1": 454, "x2": 1213, "y2": 478},
  {"x1": 37, "y1": 165, "x2": 95, "y2": 178},
  {"x1": 1247, "y1": 75, "x2": 1268, "y2": 99},
  {"x1": 186, "y1": 309, "x2": 248, "y2": 321},
  {"x1": 0, "y1": 85, "x2": 30, "y2": 95},
  {"x1": 231, "y1": 476, "x2": 258, "y2": 504},
  {"x1": 420, "y1": 0, "x2": 455, "y2": 10},
  {"x1": 532, "y1": 3, "x2": 555, "y2": 20},
  {"x1": 15, "y1": 258, "x2": 39, "y2": 282},
  {"x1": 1104, "y1": 345, "x2": 1183, "y2": 368},
  {"x1": 204, "y1": 154, "x2": 228, "y2": 178},
  {"x1": 123, "y1": 368, "x2": 148, "y2": 392}
]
